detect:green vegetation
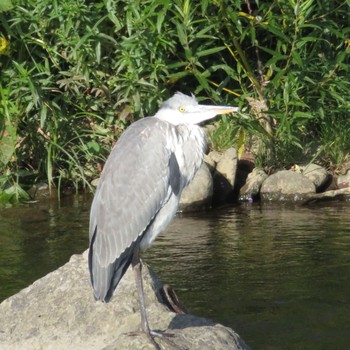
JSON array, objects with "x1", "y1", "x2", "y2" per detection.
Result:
[{"x1": 0, "y1": 0, "x2": 349, "y2": 203}]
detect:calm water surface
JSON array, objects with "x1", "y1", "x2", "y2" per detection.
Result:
[{"x1": 1, "y1": 196, "x2": 350, "y2": 349}]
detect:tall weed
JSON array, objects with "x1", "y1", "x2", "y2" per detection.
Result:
[{"x1": 0, "y1": 0, "x2": 349, "y2": 202}]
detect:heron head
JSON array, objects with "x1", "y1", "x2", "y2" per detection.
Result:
[{"x1": 155, "y1": 92, "x2": 238, "y2": 125}]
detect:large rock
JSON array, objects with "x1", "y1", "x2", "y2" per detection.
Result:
[
  {"x1": 235, "y1": 153, "x2": 256, "y2": 200},
  {"x1": 337, "y1": 170, "x2": 350, "y2": 189},
  {"x1": 215, "y1": 148, "x2": 238, "y2": 188},
  {"x1": 260, "y1": 170, "x2": 316, "y2": 201},
  {"x1": 28, "y1": 182, "x2": 59, "y2": 200},
  {"x1": 0, "y1": 251, "x2": 250, "y2": 350},
  {"x1": 209, "y1": 148, "x2": 238, "y2": 205},
  {"x1": 179, "y1": 162, "x2": 213, "y2": 211},
  {"x1": 298, "y1": 163, "x2": 330, "y2": 191},
  {"x1": 239, "y1": 168, "x2": 268, "y2": 202},
  {"x1": 302, "y1": 187, "x2": 350, "y2": 204}
]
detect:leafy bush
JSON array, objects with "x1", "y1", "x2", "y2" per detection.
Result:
[{"x1": 0, "y1": 0, "x2": 349, "y2": 202}]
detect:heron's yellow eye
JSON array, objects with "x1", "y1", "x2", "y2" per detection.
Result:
[{"x1": 178, "y1": 106, "x2": 186, "y2": 113}]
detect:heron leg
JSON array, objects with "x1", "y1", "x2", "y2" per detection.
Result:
[{"x1": 132, "y1": 252, "x2": 161, "y2": 350}]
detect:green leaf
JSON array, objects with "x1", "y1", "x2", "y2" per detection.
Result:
[
  {"x1": 258, "y1": 46, "x2": 288, "y2": 64},
  {"x1": 40, "y1": 105, "x2": 48, "y2": 128},
  {"x1": 193, "y1": 70, "x2": 210, "y2": 90},
  {"x1": 197, "y1": 46, "x2": 225, "y2": 58},
  {"x1": 95, "y1": 42, "x2": 101, "y2": 64},
  {"x1": 291, "y1": 50, "x2": 303, "y2": 68},
  {"x1": 156, "y1": 1, "x2": 171, "y2": 33},
  {"x1": 87, "y1": 141, "x2": 100, "y2": 154},
  {"x1": 236, "y1": 127, "x2": 246, "y2": 158},
  {"x1": 0, "y1": 0, "x2": 14, "y2": 12},
  {"x1": 176, "y1": 22, "x2": 187, "y2": 47},
  {"x1": 260, "y1": 23, "x2": 291, "y2": 43},
  {"x1": 0, "y1": 121, "x2": 16, "y2": 166},
  {"x1": 295, "y1": 36, "x2": 320, "y2": 49},
  {"x1": 168, "y1": 61, "x2": 188, "y2": 69},
  {"x1": 4, "y1": 183, "x2": 29, "y2": 201},
  {"x1": 167, "y1": 71, "x2": 189, "y2": 83}
]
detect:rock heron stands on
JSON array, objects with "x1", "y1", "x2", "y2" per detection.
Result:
[{"x1": 88, "y1": 92, "x2": 238, "y2": 349}]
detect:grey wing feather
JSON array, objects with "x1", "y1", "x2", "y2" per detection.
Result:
[{"x1": 89, "y1": 118, "x2": 174, "y2": 301}]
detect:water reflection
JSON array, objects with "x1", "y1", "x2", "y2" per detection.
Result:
[
  {"x1": 144, "y1": 203, "x2": 350, "y2": 349},
  {"x1": 0, "y1": 199, "x2": 350, "y2": 349},
  {"x1": 0, "y1": 196, "x2": 90, "y2": 300}
]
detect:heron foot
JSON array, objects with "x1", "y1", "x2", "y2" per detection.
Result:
[
  {"x1": 150, "y1": 330, "x2": 182, "y2": 350},
  {"x1": 161, "y1": 284, "x2": 188, "y2": 314},
  {"x1": 126, "y1": 330, "x2": 161, "y2": 349},
  {"x1": 126, "y1": 329, "x2": 174, "y2": 338},
  {"x1": 146, "y1": 330, "x2": 161, "y2": 350}
]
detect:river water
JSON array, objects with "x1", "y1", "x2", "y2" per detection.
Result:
[{"x1": 0, "y1": 196, "x2": 349, "y2": 349}]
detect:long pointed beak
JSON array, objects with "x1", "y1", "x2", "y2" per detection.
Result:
[
  {"x1": 202, "y1": 105, "x2": 239, "y2": 115},
  {"x1": 186, "y1": 103, "x2": 239, "y2": 124}
]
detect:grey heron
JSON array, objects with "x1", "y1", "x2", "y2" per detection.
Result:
[{"x1": 88, "y1": 92, "x2": 238, "y2": 348}]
